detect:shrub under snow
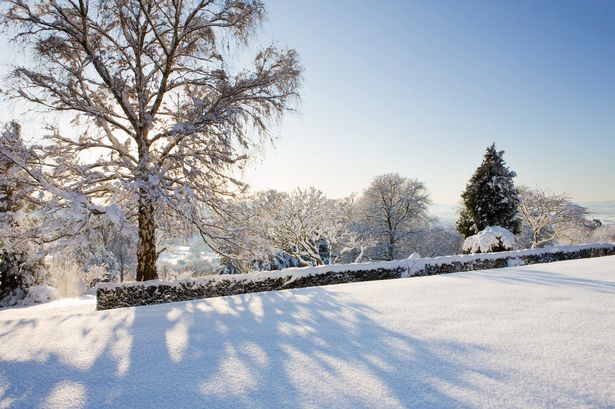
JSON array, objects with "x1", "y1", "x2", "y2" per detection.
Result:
[
  {"x1": 24, "y1": 284, "x2": 58, "y2": 304},
  {"x1": 462, "y1": 226, "x2": 517, "y2": 254}
]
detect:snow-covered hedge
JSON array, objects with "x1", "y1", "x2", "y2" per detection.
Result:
[{"x1": 96, "y1": 243, "x2": 615, "y2": 310}]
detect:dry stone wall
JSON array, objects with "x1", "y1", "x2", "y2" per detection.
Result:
[{"x1": 97, "y1": 243, "x2": 615, "y2": 310}]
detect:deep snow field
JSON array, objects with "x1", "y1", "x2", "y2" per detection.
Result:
[{"x1": 1, "y1": 256, "x2": 615, "y2": 408}]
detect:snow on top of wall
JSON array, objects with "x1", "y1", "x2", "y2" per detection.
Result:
[{"x1": 98, "y1": 243, "x2": 615, "y2": 290}]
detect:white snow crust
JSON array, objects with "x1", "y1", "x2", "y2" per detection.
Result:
[
  {"x1": 1, "y1": 256, "x2": 615, "y2": 408},
  {"x1": 462, "y1": 226, "x2": 517, "y2": 254}
]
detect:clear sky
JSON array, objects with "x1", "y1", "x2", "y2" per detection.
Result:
[
  {"x1": 1, "y1": 1, "x2": 613, "y2": 204},
  {"x1": 241, "y1": 0, "x2": 615, "y2": 203}
]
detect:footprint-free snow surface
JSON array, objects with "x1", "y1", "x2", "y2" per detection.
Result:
[{"x1": 2, "y1": 256, "x2": 615, "y2": 408}]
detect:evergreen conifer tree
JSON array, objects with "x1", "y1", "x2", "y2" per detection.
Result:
[
  {"x1": 456, "y1": 144, "x2": 521, "y2": 237},
  {"x1": 0, "y1": 123, "x2": 47, "y2": 304}
]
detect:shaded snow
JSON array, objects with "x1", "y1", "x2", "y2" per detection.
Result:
[{"x1": 2, "y1": 257, "x2": 615, "y2": 408}]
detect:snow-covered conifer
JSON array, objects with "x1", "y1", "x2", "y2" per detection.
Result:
[
  {"x1": 0, "y1": 123, "x2": 47, "y2": 305},
  {"x1": 457, "y1": 144, "x2": 521, "y2": 238}
]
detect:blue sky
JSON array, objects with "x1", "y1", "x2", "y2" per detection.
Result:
[
  {"x1": 0, "y1": 1, "x2": 613, "y2": 204},
  {"x1": 241, "y1": 0, "x2": 615, "y2": 203}
]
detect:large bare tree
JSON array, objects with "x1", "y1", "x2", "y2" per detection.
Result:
[
  {"x1": 1, "y1": 0, "x2": 302, "y2": 280},
  {"x1": 356, "y1": 173, "x2": 431, "y2": 261}
]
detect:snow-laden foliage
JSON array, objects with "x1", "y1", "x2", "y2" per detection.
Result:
[
  {"x1": 1, "y1": 0, "x2": 302, "y2": 281},
  {"x1": 216, "y1": 188, "x2": 365, "y2": 273},
  {"x1": 266, "y1": 188, "x2": 361, "y2": 266},
  {"x1": 355, "y1": 174, "x2": 431, "y2": 260},
  {"x1": 0, "y1": 123, "x2": 49, "y2": 306},
  {"x1": 0, "y1": 122, "x2": 140, "y2": 301},
  {"x1": 591, "y1": 224, "x2": 615, "y2": 244},
  {"x1": 39, "y1": 206, "x2": 137, "y2": 297},
  {"x1": 75, "y1": 209, "x2": 138, "y2": 283},
  {"x1": 518, "y1": 186, "x2": 594, "y2": 248},
  {"x1": 462, "y1": 226, "x2": 517, "y2": 254},
  {"x1": 457, "y1": 144, "x2": 521, "y2": 238},
  {"x1": 23, "y1": 284, "x2": 58, "y2": 304},
  {"x1": 81, "y1": 250, "x2": 121, "y2": 289},
  {"x1": 407, "y1": 225, "x2": 464, "y2": 257}
]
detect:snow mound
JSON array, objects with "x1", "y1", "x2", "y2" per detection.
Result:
[
  {"x1": 463, "y1": 226, "x2": 517, "y2": 254},
  {"x1": 24, "y1": 284, "x2": 59, "y2": 305}
]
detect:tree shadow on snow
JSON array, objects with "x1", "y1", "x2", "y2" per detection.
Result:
[
  {"x1": 457, "y1": 268, "x2": 615, "y2": 294},
  {"x1": 0, "y1": 286, "x2": 504, "y2": 408}
]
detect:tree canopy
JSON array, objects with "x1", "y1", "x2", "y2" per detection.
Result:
[
  {"x1": 457, "y1": 144, "x2": 521, "y2": 238},
  {"x1": 1, "y1": 0, "x2": 302, "y2": 280}
]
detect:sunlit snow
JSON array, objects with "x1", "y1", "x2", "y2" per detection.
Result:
[{"x1": 1, "y1": 257, "x2": 615, "y2": 408}]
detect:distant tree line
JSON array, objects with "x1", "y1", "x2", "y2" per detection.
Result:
[
  {"x1": 1, "y1": 122, "x2": 612, "y2": 305},
  {"x1": 213, "y1": 173, "x2": 452, "y2": 273}
]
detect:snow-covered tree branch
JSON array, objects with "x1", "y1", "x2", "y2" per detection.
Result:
[
  {"x1": 214, "y1": 188, "x2": 366, "y2": 272},
  {"x1": 355, "y1": 173, "x2": 431, "y2": 261},
  {"x1": 1, "y1": 0, "x2": 302, "y2": 280},
  {"x1": 518, "y1": 186, "x2": 592, "y2": 248}
]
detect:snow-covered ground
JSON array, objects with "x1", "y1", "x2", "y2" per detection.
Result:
[{"x1": 1, "y1": 257, "x2": 615, "y2": 408}]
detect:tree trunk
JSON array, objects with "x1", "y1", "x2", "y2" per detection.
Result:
[
  {"x1": 387, "y1": 232, "x2": 395, "y2": 261},
  {"x1": 119, "y1": 252, "x2": 125, "y2": 283},
  {"x1": 136, "y1": 201, "x2": 158, "y2": 281},
  {"x1": 532, "y1": 229, "x2": 540, "y2": 249}
]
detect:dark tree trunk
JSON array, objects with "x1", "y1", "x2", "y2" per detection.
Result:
[
  {"x1": 119, "y1": 252, "x2": 125, "y2": 283},
  {"x1": 386, "y1": 232, "x2": 395, "y2": 261},
  {"x1": 136, "y1": 200, "x2": 158, "y2": 281}
]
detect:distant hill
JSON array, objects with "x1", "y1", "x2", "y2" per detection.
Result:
[
  {"x1": 580, "y1": 201, "x2": 615, "y2": 226},
  {"x1": 430, "y1": 203, "x2": 459, "y2": 227},
  {"x1": 431, "y1": 201, "x2": 615, "y2": 227}
]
